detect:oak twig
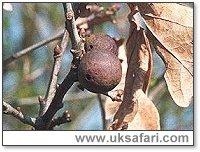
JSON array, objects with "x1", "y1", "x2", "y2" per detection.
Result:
[
  {"x1": 3, "y1": 4, "x2": 119, "y2": 67},
  {"x1": 64, "y1": 3, "x2": 81, "y2": 49},
  {"x1": 38, "y1": 30, "x2": 69, "y2": 116},
  {"x1": 3, "y1": 31, "x2": 64, "y2": 65},
  {"x1": 3, "y1": 101, "x2": 36, "y2": 127},
  {"x1": 35, "y1": 68, "x2": 77, "y2": 130},
  {"x1": 34, "y1": 3, "x2": 81, "y2": 130},
  {"x1": 64, "y1": 3, "x2": 84, "y2": 69},
  {"x1": 76, "y1": 4, "x2": 120, "y2": 27},
  {"x1": 49, "y1": 110, "x2": 71, "y2": 129}
]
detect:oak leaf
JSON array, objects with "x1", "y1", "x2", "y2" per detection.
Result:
[
  {"x1": 128, "y1": 89, "x2": 160, "y2": 130},
  {"x1": 109, "y1": 18, "x2": 159, "y2": 130},
  {"x1": 136, "y1": 3, "x2": 193, "y2": 107}
]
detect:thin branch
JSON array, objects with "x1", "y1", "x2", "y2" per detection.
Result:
[
  {"x1": 64, "y1": 3, "x2": 84, "y2": 69},
  {"x1": 76, "y1": 4, "x2": 120, "y2": 27},
  {"x1": 64, "y1": 3, "x2": 81, "y2": 49},
  {"x1": 3, "y1": 4, "x2": 120, "y2": 67},
  {"x1": 49, "y1": 110, "x2": 71, "y2": 129},
  {"x1": 38, "y1": 30, "x2": 69, "y2": 116},
  {"x1": 35, "y1": 68, "x2": 77, "y2": 130},
  {"x1": 3, "y1": 101, "x2": 36, "y2": 127},
  {"x1": 80, "y1": 4, "x2": 120, "y2": 27},
  {"x1": 34, "y1": 3, "x2": 81, "y2": 130},
  {"x1": 3, "y1": 30, "x2": 63, "y2": 65}
]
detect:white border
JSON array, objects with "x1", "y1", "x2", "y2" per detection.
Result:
[
  {"x1": 1, "y1": 0, "x2": 199, "y2": 151},
  {"x1": 3, "y1": 131, "x2": 193, "y2": 146}
]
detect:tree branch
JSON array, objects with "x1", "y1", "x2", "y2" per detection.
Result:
[
  {"x1": 76, "y1": 4, "x2": 120, "y2": 27},
  {"x1": 34, "y1": 3, "x2": 81, "y2": 130},
  {"x1": 49, "y1": 110, "x2": 71, "y2": 129},
  {"x1": 3, "y1": 30, "x2": 63, "y2": 65},
  {"x1": 38, "y1": 30, "x2": 69, "y2": 116},
  {"x1": 3, "y1": 101, "x2": 36, "y2": 127},
  {"x1": 64, "y1": 3, "x2": 84, "y2": 69},
  {"x1": 82, "y1": 4, "x2": 120, "y2": 27},
  {"x1": 64, "y1": 3, "x2": 81, "y2": 49},
  {"x1": 3, "y1": 4, "x2": 120, "y2": 67},
  {"x1": 35, "y1": 68, "x2": 77, "y2": 130}
]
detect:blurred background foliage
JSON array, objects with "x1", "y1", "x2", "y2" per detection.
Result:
[{"x1": 2, "y1": 3, "x2": 193, "y2": 130}]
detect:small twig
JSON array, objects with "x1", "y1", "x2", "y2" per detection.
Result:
[
  {"x1": 3, "y1": 30, "x2": 64, "y2": 65},
  {"x1": 64, "y1": 3, "x2": 81, "y2": 49},
  {"x1": 35, "y1": 68, "x2": 77, "y2": 130},
  {"x1": 3, "y1": 101, "x2": 36, "y2": 127},
  {"x1": 4, "y1": 4, "x2": 119, "y2": 67},
  {"x1": 88, "y1": 4, "x2": 120, "y2": 24},
  {"x1": 34, "y1": 3, "x2": 82, "y2": 130},
  {"x1": 49, "y1": 110, "x2": 71, "y2": 129},
  {"x1": 64, "y1": 3, "x2": 84, "y2": 69},
  {"x1": 35, "y1": 3, "x2": 84, "y2": 130},
  {"x1": 75, "y1": 4, "x2": 120, "y2": 32},
  {"x1": 38, "y1": 96, "x2": 45, "y2": 116},
  {"x1": 39, "y1": 30, "x2": 69, "y2": 116}
]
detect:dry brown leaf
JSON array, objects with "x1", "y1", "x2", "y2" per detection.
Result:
[
  {"x1": 126, "y1": 8, "x2": 153, "y2": 94},
  {"x1": 105, "y1": 28, "x2": 160, "y2": 130},
  {"x1": 110, "y1": 19, "x2": 155, "y2": 130},
  {"x1": 135, "y1": 3, "x2": 193, "y2": 107},
  {"x1": 154, "y1": 42, "x2": 193, "y2": 107},
  {"x1": 128, "y1": 89, "x2": 160, "y2": 130}
]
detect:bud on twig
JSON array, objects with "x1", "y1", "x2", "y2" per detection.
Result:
[{"x1": 54, "y1": 45, "x2": 62, "y2": 57}]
